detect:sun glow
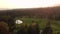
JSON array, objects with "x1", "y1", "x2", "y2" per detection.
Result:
[{"x1": 0, "y1": 0, "x2": 60, "y2": 9}]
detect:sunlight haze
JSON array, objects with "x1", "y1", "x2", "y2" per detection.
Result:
[{"x1": 0, "y1": 0, "x2": 60, "y2": 9}]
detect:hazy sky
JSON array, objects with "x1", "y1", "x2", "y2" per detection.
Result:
[{"x1": 0, "y1": 0, "x2": 60, "y2": 9}]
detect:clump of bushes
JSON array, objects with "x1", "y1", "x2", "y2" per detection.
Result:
[
  {"x1": 16, "y1": 21, "x2": 53, "y2": 34},
  {"x1": 42, "y1": 21, "x2": 53, "y2": 34},
  {"x1": 16, "y1": 22, "x2": 40, "y2": 34},
  {"x1": 0, "y1": 21, "x2": 9, "y2": 34}
]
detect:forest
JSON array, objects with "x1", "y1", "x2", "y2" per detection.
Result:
[
  {"x1": 0, "y1": 6, "x2": 60, "y2": 20},
  {"x1": 0, "y1": 6, "x2": 60, "y2": 34}
]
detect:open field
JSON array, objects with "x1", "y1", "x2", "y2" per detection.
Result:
[{"x1": 15, "y1": 17, "x2": 60, "y2": 34}]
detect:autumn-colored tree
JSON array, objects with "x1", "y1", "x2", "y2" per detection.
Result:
[{"x1": 0, "y1": 21, "x2": 9, "y2": 34}]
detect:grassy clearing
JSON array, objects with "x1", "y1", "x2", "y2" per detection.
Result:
[{"x1": 15, "y1": 17, "x2": 60, "y2": 34}]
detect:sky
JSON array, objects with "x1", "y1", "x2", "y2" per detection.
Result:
[{"x1": 0, "y1": 0, "x2": 60, "y2": 9}]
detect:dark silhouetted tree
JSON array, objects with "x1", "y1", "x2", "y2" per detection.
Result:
[
  {"x1": 28, "y1": 21, "x2": 40, "y2": 34},
  {"x1": 8, "y1": 16, "x2": 16, "y2": 34},
  {"x1": 42, "y1": 21, "x2": 53, "y2": 34},
  {"x1": 17, "y1": 24, "x2": 27, "y2": 34}
]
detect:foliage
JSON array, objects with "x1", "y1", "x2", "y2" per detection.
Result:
[
  {"x1": 15, "y1": 17, "x2": 60, "y2": 34},
  {"x1": 16, "y1": 22, "x2": 40, "y2": 34},
  {"x1": 42, "y1": 21, "x2": 53, "y2": 34},
  {"x1": 0, "y1": 21, "x2": 9, "y2": 34}
]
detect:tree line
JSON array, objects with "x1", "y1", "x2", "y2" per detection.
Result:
[{"x1": 0, "y1": 6, "x2": 60, "y2": 20}]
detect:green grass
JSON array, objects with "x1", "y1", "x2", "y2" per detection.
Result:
[{"x1": 15, "y1": 17, "x2": 60, "y2": 34}]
